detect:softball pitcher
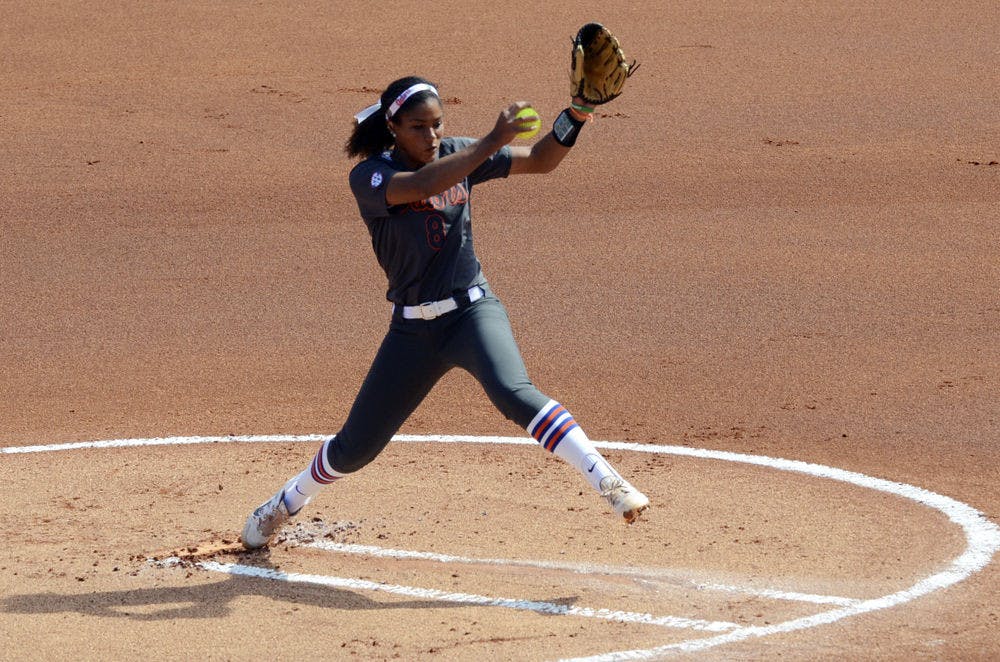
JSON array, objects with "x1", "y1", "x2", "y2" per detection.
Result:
[{"x1": 243, "y1": 25, "x2": 646, "y2": 549}]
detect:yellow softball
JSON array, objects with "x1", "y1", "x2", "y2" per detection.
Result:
[{"x1": 515, "y1": 106, "x2": 542, "y2": 140}]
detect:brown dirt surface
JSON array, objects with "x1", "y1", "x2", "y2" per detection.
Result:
[{"x1": 2, "y1": 2, "x2": 999, "y2": 660}]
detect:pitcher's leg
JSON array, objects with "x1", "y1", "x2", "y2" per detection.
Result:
[
  {"x1": 441, "y1": 297, "x2": 548, "y2": 424},
  {"x1": 330, "y1": 325, "x2": 448, "y2": 473},
  {"x1": 288, "y1": 322, "x2": 448, "y2": 510},
  {"x1": 445, "y1": 298, "x2": 650, "y2": 523},
  {"x1": 243, "y1": 322, "x2": 447, "y2": 549},
  {"x1": 527, "y1": 399, "x2": 649, "y2": 523}
]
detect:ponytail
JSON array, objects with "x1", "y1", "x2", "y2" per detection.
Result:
[
  {"x1": 344, "y1": 111, "x2": 393, "y2": 159},
  {"x1": 344, "y1": 76, "x2": 439, "y2": 159}
]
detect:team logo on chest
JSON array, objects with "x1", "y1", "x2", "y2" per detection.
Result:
[{"x1": 409, "y1": 182, "x2": 469, "y2": 211}]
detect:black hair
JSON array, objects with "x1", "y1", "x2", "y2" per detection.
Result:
[{"x1": 344, "y1": 76, "x2": 439, "y2": 159}]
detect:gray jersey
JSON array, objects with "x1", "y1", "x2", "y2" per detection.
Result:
[{"x1": 349, "y1": 137, "x2": 513, "y2": 305}]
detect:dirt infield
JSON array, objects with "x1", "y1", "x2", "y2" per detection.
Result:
[{"x1": 2, "y1": 2, "x2": 999, "y2": 660}]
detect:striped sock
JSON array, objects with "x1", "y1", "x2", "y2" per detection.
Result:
[
  {"x1": 282, "y1": 436, "x2": 346, "y2": 514},
  {"x1": 527, "y1": 400, "x2": 620, "y2": 493}
]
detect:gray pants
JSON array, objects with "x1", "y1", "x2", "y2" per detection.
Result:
[{"x1": 329, "y1": 294, "x2": 550, "y2": 473}]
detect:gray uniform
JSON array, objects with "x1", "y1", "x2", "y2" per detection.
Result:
[
  {"x1": 352, "y1": 137, "x2": 500, "y2": 305},
  {"x1": 328, "y1": 138, "x2": 550, "y2": 473}
]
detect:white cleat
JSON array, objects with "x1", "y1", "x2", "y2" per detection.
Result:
[
  {"x1": 600, "y1": 476, "x2": 650, "y2": 524},
  {"x1": 241, "y1": 480, "x2": 298, "y2": 550}
]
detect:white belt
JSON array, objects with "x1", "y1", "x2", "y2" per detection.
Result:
[{"x1": 396, "y1": 286, "x2": 485, "y2": 320}]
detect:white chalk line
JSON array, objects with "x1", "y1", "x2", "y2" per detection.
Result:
[
  {"x1": 304, "y1": 541, "x2": 861, "y2": 608},
  {"x1": 5, "y1": 434, "x2": 999, "y2": 660},
  {"x1": 0, "y1": 434, "x2": 330, "y2": 455},
  {"x1": 155, "y1": 556, "x2": 738, "y2": 632}
]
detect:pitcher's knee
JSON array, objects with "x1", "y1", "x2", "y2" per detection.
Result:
[
  {"x1": 485, "y1": 383, "x2": 550, "y2": 429},
  {"x1": 326, "y1": 430, "x2": 392, "y2": 474}
]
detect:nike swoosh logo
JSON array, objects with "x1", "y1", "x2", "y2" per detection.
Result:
[{"x1": 587, "y1": 462, "x2": 598, "y2": 473}]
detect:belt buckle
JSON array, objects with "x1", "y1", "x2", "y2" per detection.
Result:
[{"x1": 417, "y1": 300, "x2": 440, "y2": 320}]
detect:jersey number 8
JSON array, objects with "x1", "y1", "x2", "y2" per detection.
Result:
[{"x1": 425, "y1": 214, "x2": 446, "y2": 251}]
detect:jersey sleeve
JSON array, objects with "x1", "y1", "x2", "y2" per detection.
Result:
[
  {"x1": 349, "y1": 158, "x2": 396, "y2": 219},
  {"x1": 445, "y1": 137, "x2": 513, "y2": 186}
]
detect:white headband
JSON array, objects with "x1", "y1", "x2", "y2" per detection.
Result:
[{"x1": 353, "y1": 83, "x2": 440, "y2": 124}]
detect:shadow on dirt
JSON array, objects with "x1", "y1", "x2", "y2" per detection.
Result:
[{"x1": 2, "y1": 549, "x2": 581, "y2": 621}]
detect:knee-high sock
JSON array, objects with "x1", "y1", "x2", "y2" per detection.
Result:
[
  {"x1": 282, "y1": 436, "x2": 346, "y2": 514},
  {"x1": 527, "y1": 400, "x2": 621, "y2": 493}
]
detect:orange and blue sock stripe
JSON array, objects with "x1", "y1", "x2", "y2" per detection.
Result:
[
  {"x1": 311, "y1": 437, "x2": 346, "y2": 485},
  {"x1": 529, "y1": 401, "x2": 580, "y2": 452}
]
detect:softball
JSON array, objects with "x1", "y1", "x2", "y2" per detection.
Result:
[{"x1": 515, "y1": 106, "x2": 542, "y2": 140}]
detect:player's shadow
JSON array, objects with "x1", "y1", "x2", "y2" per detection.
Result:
[{"x1": 2, "y1": 551, "x2": 581, "y2": 621}]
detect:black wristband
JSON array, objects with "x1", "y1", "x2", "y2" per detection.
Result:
[{"x1": 552, "y1": 108, "x2": 586, "y2": 147}]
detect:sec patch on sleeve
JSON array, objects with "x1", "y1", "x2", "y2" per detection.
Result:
[{"x1": 370, "y1": 171, "x2": 383, "y2": 188}]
